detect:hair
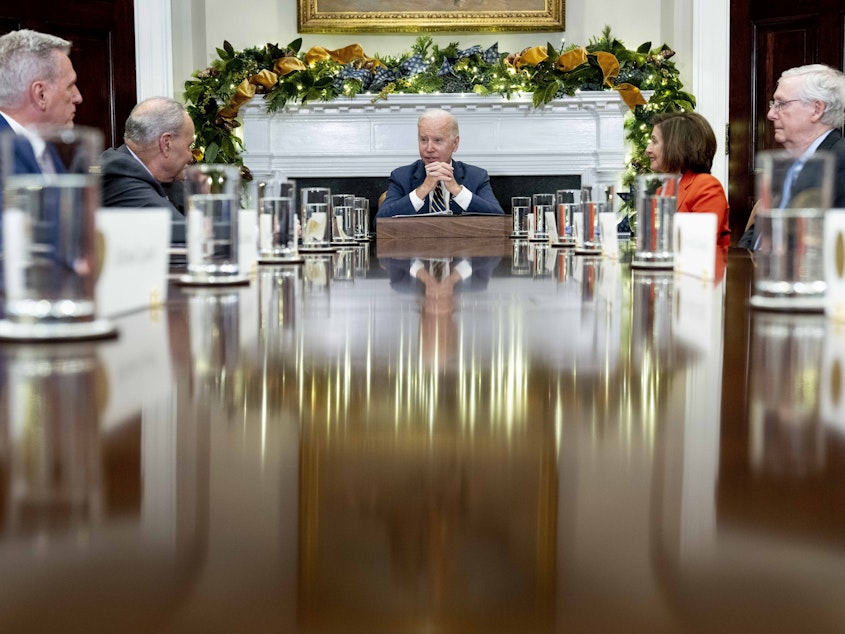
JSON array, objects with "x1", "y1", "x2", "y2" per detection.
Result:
[
  {"x1": 651, "y1": 111, "x2": 717, "y2": 174},
  {"x1": 418, "y1": 108, "x2": 459, "y2": 138},
  {"x1": 124, "y1": 96, "x2": 188, "y2": 146},
  {"x1": 0, "y1": 29, "x2": 72, "y2": 108},
  {"x1": 780, "y1": 64, "x2": 845, "y2": 129}
]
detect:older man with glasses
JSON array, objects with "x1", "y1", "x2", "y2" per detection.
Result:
[{"x1": 738, "y1": 64, "x2": 845, "y2": 249}]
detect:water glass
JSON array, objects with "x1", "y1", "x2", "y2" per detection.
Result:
[
  {"x1": 531, "y1": 193, "x2": 555, "y2": 242},
  {"x1": 0, "y1": 125, "x2": 116, "y2": 340},
  {"x1": 750, "y1": 151, "x2": 834, "y2": 311},
  {"x1": 511, "y1": 196, "x2": 531, "y2": 238},
  {"x1": 183, "y1": 164, "x2": 246, "y2": 284},
  {"x1": 575, "y1": 201, "x2": 604, "y2": 254},
  {"x1": 353, "y1": 196, "x2": 370, "y2": 240},
  {"x1": 555, "y1": 189, "x2": 579, "y2": 247},
  {"x1": 331, "y1": 193, "x2": 356, "y2": 244},
  {"x1": 300, "y1": 187, "x2": 332, "y2": 250},
  {"x1": 632, "y1": 173, "x2": 679, "y2": 268},
  {"x1": 258, "y1": 196, "x2": 298, "y2": 262}
]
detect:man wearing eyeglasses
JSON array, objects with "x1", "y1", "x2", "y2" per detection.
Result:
[{"x1": 738, "y1": 64, "x2": 845, "y2": 249}]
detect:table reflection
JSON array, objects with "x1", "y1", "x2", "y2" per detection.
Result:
[{"x1": 3, "y1": 244, "x2": 845, "y2": 631}]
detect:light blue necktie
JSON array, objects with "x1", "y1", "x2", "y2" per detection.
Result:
[{"x1": 752, "y1": 159, "x2": 803, "y2": 250}]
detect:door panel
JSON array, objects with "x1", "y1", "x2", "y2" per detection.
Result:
[
  {"x1": 0, "y1": 0, "x2": 136, "y2": 148},
  {"x1": 729, "y1": 0, "x2": 844, "y2": 242}
]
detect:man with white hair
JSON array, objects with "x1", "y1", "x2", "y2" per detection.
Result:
[
  {"x1": 376, "y1": 108, "x2": 504, "y2": 218},
  {"x1": 738, "y1": 64, "x2": 845, "y2": 249},
  {"x1": 100, "y1": 96, "x2": 196, "y2": 243}
]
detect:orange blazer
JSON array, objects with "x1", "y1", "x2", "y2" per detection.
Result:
[{"x1": 676, "y1": 171, "x2": 731, "y2": 247}]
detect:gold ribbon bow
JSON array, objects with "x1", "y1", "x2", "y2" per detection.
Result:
[
  {"x1": 592, "y1": 51, "x2": 620, "y2": 87},
  {"x1": 556, "y1": 47, "x2": 588, "y2": 72},
  {"x1": 305, "y1": 44, "x2": 382, "y2": 70},
  {"x1": 507, "y1": 46, "x2": 549, "y2": 70},
  {"x1": 614, "y1": 83, "x2": 647, "y2": 110}
]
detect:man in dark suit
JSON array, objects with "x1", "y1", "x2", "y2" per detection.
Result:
[
  {"x1": 100, "y1": 96, "x2": 195, "y2": 244},
  {"x1": 0, "y1": 29, "x2": 83, "y2": 254},
  {"x1": 738, "y1": 64, "x2": 845, "y2": 249},
  {"x1": 376, "y1": 108, "x2": 504, "y2": 219}
]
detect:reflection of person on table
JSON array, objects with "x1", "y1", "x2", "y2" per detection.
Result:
[
  {"x1": 644, "y1": 111, "x2": 731, "y2": 247},
  {"x1": 737, "y1": 64, "x2": 845, "y2": 249},
  {"x1": 376, "y1": 108, "x2": 504, "y2": 218}
]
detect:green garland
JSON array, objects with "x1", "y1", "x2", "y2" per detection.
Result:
[{"x1": 184, "y1": 27, "x2": 695, "y2": 211}]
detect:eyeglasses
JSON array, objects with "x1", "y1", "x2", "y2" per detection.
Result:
[{"x1": 768, "y1": 99, "x2": 802, "y2": 112}]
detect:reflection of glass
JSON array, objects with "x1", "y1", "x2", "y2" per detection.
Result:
[
  {"x1": 749, "y1": 312, "x2": 825, "y2": 476},
  {"x1": 0, "y1": 125, "x2": 116, "y2": 340},
  {"x1": 4, "y1": 344, "x2": 104, "y2": 534},
  {"x1": 187, "y1": 288, "x2": 242, "y2": 403},
  {"x1": 511, "y1": 241, "x2": 532, "y2": 276}
]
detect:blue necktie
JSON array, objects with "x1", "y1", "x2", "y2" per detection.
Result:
[
  {"x1": 430, "y1": 185, "x2": 447, "y2": 213},
  {"x1": 753, "y1": 159, "x2": 803, "y2": 250}
]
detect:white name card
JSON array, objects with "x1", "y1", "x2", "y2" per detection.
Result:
[
  {"x1": 599, "y1": 212, "x2": 619, "y2": 258},
  {"x1": 95, "y1": 208, "x2": 170, "y2": 317},
  {"x1": 824, "y1": 211, "x2": 845, "y2": 322},
  {"x1": 674, "y1": 212, "x2": 717, "y2": 280},
  {"x1": 239, "y1": 208, "x2": 258, "y2": 274}
]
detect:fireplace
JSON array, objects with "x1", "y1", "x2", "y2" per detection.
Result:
[{"x1": 241, "y1": 92, "x2": 635, "y2": 214}]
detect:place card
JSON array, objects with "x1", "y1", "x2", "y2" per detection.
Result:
[
  {"x1": 95, "y1": 208, "x2": 170, "y2": 317},
  {"x1": 821, "y1": 320, "x2": 845, "y2": 434},
  {"x1": 673, "y1": 212, "x2": 717, "y2": 280},
  {"x1": 824, "y1": 211, "x2": 845, "y2": 322},
  {"x1": 599, "y1": 212, "x2": 619, "y2": 258}
]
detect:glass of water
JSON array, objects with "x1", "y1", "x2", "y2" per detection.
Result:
[
  {"x1": 0, "y1": 125, "x2": 117, "y2": 341},
  {"x1": 300, "y1": 187, "x2": 333, "y2": 251},
  {"x1": 183, "y1": 163, "x2": 248, "y2": 285}
]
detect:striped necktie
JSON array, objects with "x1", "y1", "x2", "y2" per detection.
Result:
[{"x1": 430, "y1": 185, "x2": 447, "y2": 214}]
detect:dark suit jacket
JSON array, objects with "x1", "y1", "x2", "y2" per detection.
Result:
[
  {"x1": 738, "y1": 128, "x2": 845, "y2": 248},
  {"x1": 0, "y1": 115, "x2": 42, "y2": 175},
  {"x1": 100, "y1": 145, "x2": 186, "y2": 243},
  {"x1": 376, "y1": 159, "x2": 504, "y2": 219}
]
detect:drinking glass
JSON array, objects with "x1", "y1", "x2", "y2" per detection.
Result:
[
  {"x1": 751, "y1": 151, "x2": 834, "y2": 311},
  {"x1": 632, "y1": 173, "x2": 680, "y2": 268},
  {"x1": 555, "y1": 189, "x2": 579, "y2": 247},
  {"x1": 0, "y1": 125, "x2": 117, "y2": 340},
  {"x1": 258, "y1": 196, "x2": 299, "y2": 262},
  {"x1": 531, "y1": 193, "x2": 555, "y2": 242},
  {"x1": 353, "y1": 196, "x2": 371, "y2": 240},
  {"x1": 182, "y1": 163, "x2": 248, "y2": 285},
  {"x1": 575, "y1": 201, "x2": 604, "y2": 254},
  {"x1": 511, "y1": 196, "x2": 531, "y2": 238},
  {"x1": 331, "y1": 193, "x2": 356, "y2": 244},
  {"x1": 300, "y1": 187, "x2": 333, "y2": 251}
]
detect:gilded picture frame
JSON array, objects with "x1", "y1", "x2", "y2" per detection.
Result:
[{"x1": 298, "y1": 0, "x2": 565, "y2": 33}]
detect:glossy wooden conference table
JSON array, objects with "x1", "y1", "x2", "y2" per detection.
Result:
[{"x1": 1, "y1": 240, "x2": 844, "y2": 633}]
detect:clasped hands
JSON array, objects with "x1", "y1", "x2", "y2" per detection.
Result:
[{"x1": 421, "y1": 161, "x2": 461, "y2": 197}]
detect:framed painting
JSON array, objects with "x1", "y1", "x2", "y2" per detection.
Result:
[{"x1": 297, "y1": 0, "x2": 564, "y2": 33}]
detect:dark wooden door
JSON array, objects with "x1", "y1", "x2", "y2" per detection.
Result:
[
  {"x1": 0, "y1": 0, "x2": 136, "y2": 149},
  {"x1": 728, "y1": 0, "x2": 844, "y2": 241}
]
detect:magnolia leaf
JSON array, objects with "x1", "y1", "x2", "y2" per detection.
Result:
[
  {"x1": 637, "y1": 42, "x2": 651, "y2": 54},
  {"x1": 204, "y1": 142, "x2": 220, "y2": 164},
  {"x1": 288, "y1": 38, "x2": 303, "y2": 53}
]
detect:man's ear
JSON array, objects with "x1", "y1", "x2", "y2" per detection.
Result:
[
  {"x1": 30, "y1": 80, "x2": 48, "y2": 111},
  {"x1": 159, "y1": 132, "x2": 172, "y2": 156},
  {"x1": 811, "y1": 100, "x2": 826, "y2": 122}
]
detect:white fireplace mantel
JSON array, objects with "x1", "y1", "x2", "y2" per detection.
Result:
[{"x1": 242, "y1": 92, "x2": 639, "y2": 193}]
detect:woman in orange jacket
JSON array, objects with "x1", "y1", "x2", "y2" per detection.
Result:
[{"x1": 645, "y1": 111, "x2": 732, "y2": 247}]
